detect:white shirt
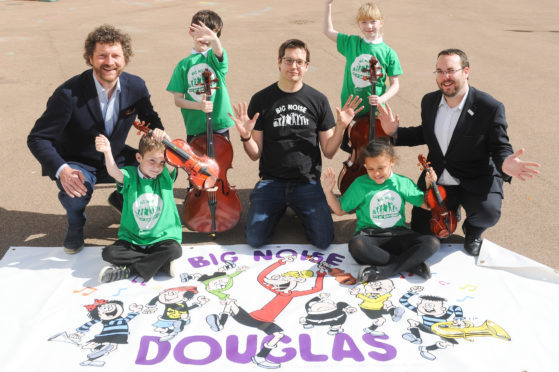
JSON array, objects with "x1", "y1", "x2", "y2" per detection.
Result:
[
  {"x1": 433, "y1": 87, "x2": 469, "y2": 185},
  {"x1": 92, "y1": 71, "x2": 121, "y2": 137},
  {"x1": 55, "y1": 72, "x2": 121, "y2": 179}
]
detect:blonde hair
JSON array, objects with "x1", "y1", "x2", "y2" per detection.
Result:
[{"x1": 356, "y1": 2, "x2": 383, "y2": 22}]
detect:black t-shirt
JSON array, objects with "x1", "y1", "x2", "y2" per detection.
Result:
[{"x1": 248, "y1": 83, "x2": 335, "y2": 182}]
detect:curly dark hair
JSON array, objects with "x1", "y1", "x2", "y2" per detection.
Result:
[{"x1": 83, "y1": 24, "x2": 133, "y2": 66}]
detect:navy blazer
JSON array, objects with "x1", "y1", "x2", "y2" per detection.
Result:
[
  {"x1": 396, "y1": 86, "x2": 513, "y2": 196},
  {"x1": 28, "y1": 70, "x2": 163, "y2": 180}
]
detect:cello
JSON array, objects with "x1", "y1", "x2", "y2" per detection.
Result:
[
  {"x1": 132, "y1": 120, "x2": 219, "y2": 190},
  {"x1": 417, "y1": 154, "x2": 457, "y2": 238},
  {"x1": 184, "y1": 68, "x2": 241, "y2": 235},
  {"x1": 338, "y1": 56, "x2": 388, "y2": 194}
]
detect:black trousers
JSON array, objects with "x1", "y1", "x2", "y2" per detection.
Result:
[
  {"x1": 411, "y1": 185, "x2": 502, "y2": 238},
  {"x1": 101, "y1": 239, "x2": 182, "y2": 281},
  {"x1": 348, "y1": 228, "x2": 440, "y2": 276}
]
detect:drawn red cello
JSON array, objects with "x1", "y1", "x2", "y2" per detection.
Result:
[
  {"x1": 417, "y1": 154, "x2": 457, "y2": 238},
  {"x1": 338, "y1": 56, "x2": 388, "y2": 194},
  {"x1": 132, "y1": 120, "x2": 219, "y2": 190},
  {"x1": 184, "y1": 69, "x2": 241, "y2": 235}
]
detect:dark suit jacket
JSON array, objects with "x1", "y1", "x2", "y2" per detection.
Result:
[
  {"x1": 396, "y1": 86, "x2": 513, "y2": 196},
  {"x1": 28, "y1": 70, "x2": 163, "y2": 180}
]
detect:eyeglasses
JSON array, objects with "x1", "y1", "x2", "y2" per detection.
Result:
[
  {"x1": 282, "y1": 57, "x2": 308, "y2": 67},
  {"x1": 433, "y1": 68, "x2": 463, "y2": 76}
]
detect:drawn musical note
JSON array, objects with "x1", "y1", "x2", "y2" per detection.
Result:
[
  {"x1": 112, "y1": 288, "x2": 127, "y2": 297},
  {"x1": 460, "y1": 284, "x2": 477, "y2": 292},
  {"x1": 457, "y1": 296, "x2": 475, "y2": 302},
  {"x1": 438, "y1": 281, "x2": 450, "y2": 286},
  {"x1": 73, "y1": 287, "x2": 97, "y2": 296}
]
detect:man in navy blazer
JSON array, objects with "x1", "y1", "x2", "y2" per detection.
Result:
[
  {"x1": 378, "y1": 49, "x2": 539, "y2": 256},
  {"x1": 28, "y1": 25, "x2": 165, "y2": 254}
]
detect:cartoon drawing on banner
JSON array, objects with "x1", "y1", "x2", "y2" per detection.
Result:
[
  {"x1": 48, "y1": 299, "x2": 143, "y2": 367},
  {"x1": 299, "y1": 292, "x2": 356, "y2": 335},
  {"x1": 399, "y1": 286, "x2": 465, "y2": 360},
  {"x1": 143, "y1": 286, "x2": 209, "y2": 342},
  {"x1": 350, "y1": 279, "x2": 405, "y2": 336},
  {"x1": 204, "y1": 255, "x2": 327, "y2": 369}
]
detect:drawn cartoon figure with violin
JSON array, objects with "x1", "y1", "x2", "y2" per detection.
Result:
[{"x1": 322, "y1": 138, "x2": 440, "y2": 283}]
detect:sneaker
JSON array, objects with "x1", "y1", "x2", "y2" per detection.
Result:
[
  {"x1": 419, "y1": 346, "x2": 436, "y2": 361},
  {"x1": 161, "y1": 259, "x2": 179, "y2": 278},
  {"x1": 206, "y1": 314, "x2": 223, "y2": 332},
  {"x1": 410, "y1": 262, "x2": 432, "y2": 279},
  {"x1": 251, "y1": 356, "x2": 281, "y2": 369},
  {"x1": 402, "y1": 332, "x2": 422, "y2": 344},
  {"x1": 392, "y1": 307, "x2": 405, "y2": 322},
  {"x1": 357, "y1": 265, "x2": 384, "y2": 282},
  {"x1": 63, "y1": 226, "x2": 84, "y2": 254},
  {"x1": 363, "y1": 328, "x2": 385, "y2": 336},
  {"x1": 98, "y1": 265, "x2": 132, "y2": 283},
  {"x1": 108, "y1": 191, "x2": 123, "y2": 214}
]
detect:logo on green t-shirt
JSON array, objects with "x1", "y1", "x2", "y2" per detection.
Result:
[
  {"x1": 187, "y1": 63, "x2": 216, "y2": 101},
  {"x1": 369, "y1": 190, "x2": 402, "y2": 228},
  {"x1": 133, "y1": 193, "x2": 163, "y2": 231}
]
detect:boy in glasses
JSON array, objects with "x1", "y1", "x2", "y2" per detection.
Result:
[{"x1": 167, "y1": 10, "x2": 234, "y2": 142}]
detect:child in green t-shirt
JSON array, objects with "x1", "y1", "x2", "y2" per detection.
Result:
[
  {"x1": 94, "y1": 131, "x2": 183, "y2": 284},
  {"x1": 322, "y1": 139, "x2": 439, "y2": 282},
  {"x1": 167, "y1": 9, "x2": 234, "y2": 141},
  {"x1": 324, "y1": 1, "x2": 402, "y2": 152}
]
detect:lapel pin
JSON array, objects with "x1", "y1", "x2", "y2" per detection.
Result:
[{"x1": 467, "y1": 109, "x2": 474, "y2": 116}]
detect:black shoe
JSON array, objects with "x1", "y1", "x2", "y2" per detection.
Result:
[
  {"x1": 108, "y1": 191, "x2": 123, "y2": 214},
  {"x1": 63, "y1": 226, "x2": 84, "y2": 254},
  {"x1": 462, "y1": 224, "x2": 482, "y2": 256},
  {"x1": 464, "y1": 238, "x2": 482, "y2": 256},
  {"x1": 357, "y1": 266, "x2": 385, "y2": 282},
  {"x1": 98, "y1": 265, "x2": 132, "y2": 283},
  {"x1": 410, "y1": 262, "x2": 431, "y2": 279}
]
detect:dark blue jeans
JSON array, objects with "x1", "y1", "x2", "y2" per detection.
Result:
[
  {"x1": 245, "y1": 179, "x2": 334, "y2": 249},
  {"x1": 55, "y1": 162, "x2": 116, "y2": 228}
]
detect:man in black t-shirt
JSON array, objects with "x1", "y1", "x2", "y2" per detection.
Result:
[{"x1": 229, "y1": 39, "x2": 362, "y2": 250}]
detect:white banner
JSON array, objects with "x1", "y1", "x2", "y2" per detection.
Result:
[{"x1": 1, "y1": 241, "x2": 558, "y2": 371}]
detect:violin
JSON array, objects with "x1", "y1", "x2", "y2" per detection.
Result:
[
  {"x1": 338, "y1": 56, "x2": 388, "y2": 194},
  {"x1": 417, "y1": 154, "x2": 457, "y2": 238},
  {"x1": 184, "y1": 68, "x2": 242, "y2": 235},
  {"x1": 132, "y1": 120, "x2": 219, "y2": 189}
]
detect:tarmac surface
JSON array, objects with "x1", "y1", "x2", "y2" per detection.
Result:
[{"x1": 1, "y1": 0, "x2": 557, "y2": 268}]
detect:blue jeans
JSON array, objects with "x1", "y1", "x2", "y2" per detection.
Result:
[
  {"x1": 245, "y1": 179, "x2": 334, "y2": 249},
  {"x1": 56, "y1": 162, "x2": 116, "y2": 228}
]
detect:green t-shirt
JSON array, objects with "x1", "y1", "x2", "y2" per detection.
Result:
[
  {"x1": 340, "y1": 173, "x2": 424, "y2": 233},
  {"x1": 337, "y1": 33, "x2": 402, "y2": 115},
  {"x1": 117, "y1": 166, "x2": 182, "y2": 245},
  {"x1": 166, "y1": 48, "x2": 234, "y2": 136}
]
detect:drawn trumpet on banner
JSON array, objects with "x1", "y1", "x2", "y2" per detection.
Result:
[{"x1": 431, "y1": 320, "x2": 511, "y2": 342}]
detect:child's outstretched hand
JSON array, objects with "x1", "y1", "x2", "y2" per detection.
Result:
[
  {"x1": 95, "y1": 134, "x2": 111, "y2": 154},
  {"x1": 190, "y1": 21, "x2": 218, "y2": 44},
  {"x1": 321, "y1": 167, "x2": 337, "y2": 193}
]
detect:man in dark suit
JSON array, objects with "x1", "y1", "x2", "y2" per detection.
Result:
[
  {"x1": 28, "y1": 24, "x2": 165, "y2": 254},
  {"x1": 378, "y1": 48, "x2": 540, "y2": 256}
]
